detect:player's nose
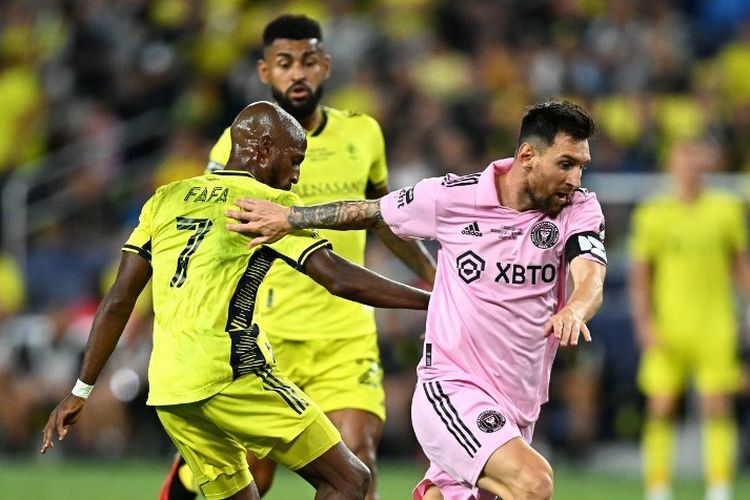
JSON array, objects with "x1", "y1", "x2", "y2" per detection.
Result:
[
  {"x1": 290, "y1": 61, "x2": 305, "y2": 81},
  {"x1": 566, "y1": 167, "x2": 583, "y2": 188}
]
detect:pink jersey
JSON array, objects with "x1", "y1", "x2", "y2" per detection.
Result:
[{"x1": 380, "y1": 158, "x2": 606, "y2": 427}]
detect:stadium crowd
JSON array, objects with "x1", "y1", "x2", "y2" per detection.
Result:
[{"x1": 1, "y1": 0, "x2": 750, "y2": 480}]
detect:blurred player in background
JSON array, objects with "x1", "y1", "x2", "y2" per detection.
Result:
[
  {"x1": 226, "y1": 100, "x2": 607, "y2": 500},
  {"x1": 161, "y1": 14, "x2": 435, "y2": 500},
  {"x1": 629, "y1": 138, "x2": 750, "y2": 500},
  {"x1": 41, "y1": 101, "x2": 431, "y2": 500}
]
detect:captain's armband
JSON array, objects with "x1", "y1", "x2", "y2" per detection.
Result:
[{"x1": 565, "y1": 231, "x2": 607, "y2": 265}]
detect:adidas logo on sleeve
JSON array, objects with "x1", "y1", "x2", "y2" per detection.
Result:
[{"x1": 461, "y1": 221, "x2": 482, "y2": 237}]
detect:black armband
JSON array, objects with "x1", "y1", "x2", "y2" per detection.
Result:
[{"x1": 564, "y1": 231, "x2": 607, "y2": 265}]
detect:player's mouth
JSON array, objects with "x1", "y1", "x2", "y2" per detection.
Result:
[
  {"x1": 554, "y1": 192, "x2": 570, "y2": 204},
  {"x1": 288, "y1": 84, "x2": 311, "y2": 100}
]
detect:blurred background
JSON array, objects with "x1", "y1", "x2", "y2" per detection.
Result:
[{"x1": 2, "y1": 0, "x2": 750, "y2": 498}]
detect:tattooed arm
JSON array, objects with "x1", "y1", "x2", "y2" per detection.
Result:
[
  {"x1": 225, "y1": 198, "x2": 385, "y2": 247},
  {"x1": 288, "y1": 199, "x2": 385, "y2": 230}
]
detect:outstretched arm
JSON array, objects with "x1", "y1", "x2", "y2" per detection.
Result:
[
  {"x1": 544, "y1": 257, "x2": 605, "y2": 347},
  {"x1": 304, "y1": 247, "x2": 430, "y2": 310},
  {"x1": 41, "y1": 252, "x2": 151, "y2": 453},
  {"x1": 226, "y1": 198, "x2": 384, "y2": 247}
]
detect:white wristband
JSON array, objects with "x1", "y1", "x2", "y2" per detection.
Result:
[{"x1": 71, "y1": 379, "x2": 94, "y2": 399}]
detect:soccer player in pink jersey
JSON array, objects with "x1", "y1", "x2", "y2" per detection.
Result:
[{"x1": 226, "y1": 100, "x2": 607, "y2": 500}]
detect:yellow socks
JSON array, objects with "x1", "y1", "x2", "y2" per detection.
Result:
[
  {"x1": 703, "y1": 415, "x2": 736, "y2": 488},
  {"x1": 643, "y1": 416, "x2": 674, "y2": 491}
]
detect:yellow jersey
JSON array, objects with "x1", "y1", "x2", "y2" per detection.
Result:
[
  {"x1": 629, "y1": 190, "x2": 747, "y2": 338},
  {"x1": 208, "y1": 107, "x2": 388, "y2": 340},
  {"x1": 123, "y1": 170, "x2": 330, "y2": 405}
]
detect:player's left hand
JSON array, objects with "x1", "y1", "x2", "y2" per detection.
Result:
[
  {"x1": 40, "y1": 394, "x2": 86, "y2": 454},
  {"x1": 226, "y1": 198, "x2": 292, "y2": 247},
  {"x1": 543, "y1": 306, "x2": 591, "y2": 347}
]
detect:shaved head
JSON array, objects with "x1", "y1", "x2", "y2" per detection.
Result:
[
  {"x1": 226, "y1": 101, "x2": 307, "y2": 190},
  {"x1": 229, "y1": 101, "x2": 305, "y2": 160}
]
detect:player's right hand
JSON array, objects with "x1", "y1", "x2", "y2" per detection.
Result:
[
  {"x1": 226, "y1": 198, "x2": 293, "y2": 247},
  {"x1": 40, "y1": 394, "x2": 86, "y2": 454},
  {"x1": 543, "y1": 306, "x2": 592, "y2": 347}
]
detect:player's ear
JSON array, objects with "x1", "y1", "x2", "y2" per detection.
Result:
[
  {"x1": 518, "y1": 142, "x2": 536, "y2": 170},
  {"x1": 321, "y1": 53, "x2": 332, "y2": 80},
  {"x1": 257, "y1": 57, "x2": 270, "y2": 84},
  {"x1": 256, "y1": 134, "x2": 273, "y2": 162}
]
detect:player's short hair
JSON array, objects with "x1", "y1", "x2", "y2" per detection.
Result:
[
  {"x1": 518, "y1": 100, "x2": 595, "y2": 148},
  {"x1": 263, "y1": 14, "x2": 323, "y2": 46}
]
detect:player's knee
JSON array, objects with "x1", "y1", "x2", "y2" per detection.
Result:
[
  {"x1": 343, "y1": 433, "x2": 377, "y2": 471},
  {"x1": 347, "y1": 458, "x2": 371, "y2": 498},
  {"x1": 647, "y1": 396, "x2": 678, "y2": 419},
  {"x1": 515, "y1": 465, "x2": 553, "y2": 500},
  {"x1": 701, "y1": 394, "x2": 732, "y2": 418},
  {"x1": 321, "y1": 459, "x2": 369, "y2": 499}
]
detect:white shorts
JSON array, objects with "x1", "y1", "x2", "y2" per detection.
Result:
[{"x1": 411, "y1": 378, "x2": 533, "y2": 500}]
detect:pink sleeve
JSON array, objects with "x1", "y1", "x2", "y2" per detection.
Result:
[
  {"x1": 566, "y1": 191, "x2": 605, "y2": 239},
  {"x1": 564, "y1": 191, "x2": 607, "y2": 265},
  {"x1": 379, "y1": 177, "x2": 441, "y2": 240}
]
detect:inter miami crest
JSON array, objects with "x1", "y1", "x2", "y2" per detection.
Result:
[
  {"x1": 530, "y1": 221, "x2": 559, "y2": 249},
  {"x1": 477, "y1": 410, "x2": 506, "y2": 433}
]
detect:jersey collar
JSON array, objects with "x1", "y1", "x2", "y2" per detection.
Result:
[
  {"x1": 213, "y1": 170, "x2": 255, "y2": 179},
  {"x1": 309, "y1": 108, "x2": 328, "y2": 137},
  {"x1": 475, "y1": 158, "x2": 513, "y2": 207}
]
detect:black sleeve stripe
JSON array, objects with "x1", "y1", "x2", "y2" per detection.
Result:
[
  {"x1": 296, "y1": 240, "x2": 332, "y2": 270},
  {"x1": 123, "y1": 243, "x2": 152, "y2": 261},
  {"x1": 564, "y1": 231, "x2": 607, "y2": 265}
]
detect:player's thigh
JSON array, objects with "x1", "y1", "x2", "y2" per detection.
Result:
[
  {"x1": 638, "y1": 344, "x2": 687, "y2": 397},
  {"x1": 412, "y1": 378, "x2": 527, "y2": 489},
  {"x1": 477, "y1": 437, "x2": 553, "y2": 496},
  {"x1": 267, "y1": 410, "x2": 343, "y2": 471},
  {"x1": 694, "y1": 331, "x2": 742, "y2": 396},
  {"x1": 326, "y1": 408, "x2": 383, "y2": 458},
  {"x1": 156, "y1": 402, "x2": 252, "y2": 500},
  {"x1": 301, "y1": 334, "x2": 386, "y2": 422},
  {"x1": 203, "y1": 367, "x2": 335, "y2": 465}
]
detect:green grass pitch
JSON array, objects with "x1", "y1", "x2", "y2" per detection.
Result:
[{"x1": 2, "y1": 458, "x2": 748, "y2": 499}]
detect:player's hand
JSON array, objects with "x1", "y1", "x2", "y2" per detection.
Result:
[
  {"x1": 543, "y1": 306, "x2": 591, "y2": 347},
  {"x1": 226, "y1": 198, "x2": 293, "y2": 248},
  {"x1": 40, "y1": 394, "x2": 86, "y2": 454}
]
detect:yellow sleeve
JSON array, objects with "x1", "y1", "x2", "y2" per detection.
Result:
[
  {"x1": 123, "y1": 192, "x2": 158, "y2": 261},
  {"x1": 365, "y1": 116, "x2": 388, "y2": 188},
  {"x1": 206, "y1": 127, "x2": 231, "y2": 172},
  {"x1": 629, "y1": 203, "x2": 656, "y2": 262}
]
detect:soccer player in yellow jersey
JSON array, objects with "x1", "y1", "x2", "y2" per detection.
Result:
[
  {"x1": 40, "y1": 101, "x2": 430, "y2": 500},
  {"x1": 629, "y1": 138, "x2": 750, "y2": 500},
  {"x1": 162, "y1": 14, "x2": 436, "y2": 500}
]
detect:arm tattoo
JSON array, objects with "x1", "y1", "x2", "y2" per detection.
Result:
[{"x1": 288, "y1": 200, "x2": 384, "y2": 230}]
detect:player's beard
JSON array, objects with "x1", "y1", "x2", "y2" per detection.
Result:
[
  {"x1": 526, "y1": 186, "x2": 566, "y2": 217},
  {"x1": 272, "y1": 85, "x2": 325, "y2": 123}
]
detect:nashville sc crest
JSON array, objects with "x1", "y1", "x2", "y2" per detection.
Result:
[{"x1": 530, "y1": 221, "x2": 559, "y2": 249}]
